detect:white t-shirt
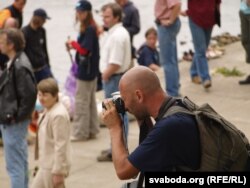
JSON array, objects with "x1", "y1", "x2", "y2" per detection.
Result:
[{"x1": 100, "y1": 23, "x2": 131, "y2": 74}]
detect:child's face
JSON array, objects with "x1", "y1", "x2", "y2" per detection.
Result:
[
  {"x1": 146, "y1": 33, "x2": 157, "y2": 48},
  {"x1": 38, "y1": 91, "x2": 57, "y2": 110}
]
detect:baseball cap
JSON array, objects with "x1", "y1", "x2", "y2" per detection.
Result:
[
  {"x1": 33, "y1": 8, "x2": 51, "y2": 20},
  {"x1": 75, "y1": 0, "x2": 92, "y2": 11}
]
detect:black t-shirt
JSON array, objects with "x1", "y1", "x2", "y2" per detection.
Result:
[
  {"x1": 22, "y1": 25, "x2": 49, "y2": 69},
  {"x1": 128, "y1": 102, "x2": 200, "y2": 172}
]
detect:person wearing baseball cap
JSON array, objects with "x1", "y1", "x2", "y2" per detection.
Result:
[
  {"x1": 75, "y1": 0, "x2": 92, "y2": 11},
  {"x1": 21, "y1": 8, "x2": 53, "y2": 83},
  {"x1": 33, "y1": 8, "x2": 51, "y2": 20},
  {"x1": 66, "y1": 0, "x2": 101, "y2": 142}
]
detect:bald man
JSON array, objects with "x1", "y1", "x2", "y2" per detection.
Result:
[
  {"x1": 0, "y1": 0, "x2": 26, "y2": 29},
  {"x1": 101, "y1": 66, "x2": 200, "y2": 179},
  {"x1": 0, "y1": 17, "x2": 19, "y2": 72},
  {"x1": 4, "y1": 17, "x2": 19, "y2": 28}
]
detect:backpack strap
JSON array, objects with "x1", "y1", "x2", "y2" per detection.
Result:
[
  {"x1": 155, "y1": 97, "x2": 177, "y2": 121},
  {"x1": 161, "y1": 96, "x2": 201, "y2": 119},
  {"x1": 163, "y1": 105, "x2": 194, "y2": 118}
]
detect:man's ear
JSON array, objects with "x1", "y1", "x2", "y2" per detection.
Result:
[{"x1": 135, "y1": 90, "x2": 143, "y2": 103}]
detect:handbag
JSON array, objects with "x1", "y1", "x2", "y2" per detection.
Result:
[
  {"x1": 78, "y1": 54, "x2": 91, "y2": 74},
  {"x1": 64, "y1": 62, "x2": 78, "y2": 117},
  {"x1": 79, "y1": 54, "x2": 90, "y2": 65}
]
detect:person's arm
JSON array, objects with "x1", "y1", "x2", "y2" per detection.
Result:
[
  {"x1": 42, "y1": 29, "x2": 50, "y2": 67},
  {"x1": 161, "y1": 3, "x2": 181, "y2": 26},
  {"x1": 51, "y1": 113, "x2": 70, "y2": 181},
  {"x1": 216, "y1": 0, "x2": 221, "y2": 12},
  {"x1": 180, "y1": 10, "x2": 187, "y2": 17},
  {"x1": 149, "y1": 63, "x2": 160, "y2": 71},
  {"x1": 102, "y1": 64, "x2": 120, "y2": 82},
  {"x1": 124, "y1": 8, "x2": 140, "y2": 36},
  {"x1": 15, "y1": 65, "x2": 37, "y2": 121},
  {"x1": 102, "y1": 100, "x2": 139, "y2": 179},
  {"x1": 70, "y1": 41, "x2": 89, "y2": 55}
]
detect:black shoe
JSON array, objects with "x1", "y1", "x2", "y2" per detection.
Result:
[
  {"x1": 239, "y1": 75, "x2": 250, "y2": 85},
  {"x1": 97, "y1": 152, "x2": 112, "y2": 162}
]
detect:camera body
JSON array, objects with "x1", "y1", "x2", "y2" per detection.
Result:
[
  {"x1": 102, "y1": 91, "x2": 126, "y2": 114},
  {"x1": 112, "y1": 92, "x2": 126, "y2": 114}
]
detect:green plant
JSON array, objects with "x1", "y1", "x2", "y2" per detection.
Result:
[{"x1": 215, "y1": 67, "x2": 245, "y2": 77}]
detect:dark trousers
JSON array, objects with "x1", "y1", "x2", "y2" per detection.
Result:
[
  {"x1": 34, "y1": 65, "x2": 53, "y2": 83},
  {"x1": 239, "y1": 11, "x2": 250, "y2": 63}
]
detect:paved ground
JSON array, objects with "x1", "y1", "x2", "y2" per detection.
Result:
[{"x1": 1, "y1": 41, "x2": 250, "y2": 188}]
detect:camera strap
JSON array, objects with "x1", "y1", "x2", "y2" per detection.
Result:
[{"x1": 121, "y1": 113, "x2": 129, "y2": 152}]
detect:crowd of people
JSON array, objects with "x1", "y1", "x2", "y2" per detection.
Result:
[{"x1": 0, "y1": 0, "x2": 250, "y2": 187}]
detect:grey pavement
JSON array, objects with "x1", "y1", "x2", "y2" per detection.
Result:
[{"x1": 1, "y1": 41, "x2": 250, "y2": 188}]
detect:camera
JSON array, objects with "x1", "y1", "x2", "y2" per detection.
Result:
[
  {"x1": 102, "y1": 91, "x2": 126, "y2": 114},
  {"x1": 112, "y1": 91, "x2": 126, "y2": 114}
]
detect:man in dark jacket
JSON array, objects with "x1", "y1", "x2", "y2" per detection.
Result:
[
  {"x1": 0, "y1": 28, "x2": 37, "y2": 188},
  {"x1": 115, "y1": 0, "x2": 140, "y2": 61},
  {"x1": 22, "y1": 8, "x2": 53, "y2": 83}
]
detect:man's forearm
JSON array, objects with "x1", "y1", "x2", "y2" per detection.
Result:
[
  {"x1": 110, "y1": 128, "x2": 129, "y2": 176},
  {"x1": 169, "y1": 3, "x2": 181, "y2": 24},
  {"x1": 109, "y1": 127, "x2": 139, "y2": 180},
  {"x1": 102, "y1": 64, "x2": 120, "y2": 81}
]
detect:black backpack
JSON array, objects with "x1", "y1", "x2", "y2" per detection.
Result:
[{"x1": 164, "y1": 96, "x2": 250, "y2": 171}]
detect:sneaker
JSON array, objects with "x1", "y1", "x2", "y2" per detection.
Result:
[
  {"x1": 97, "y1": 152, "x2": 112, "y2": 162},
  {"x1": 203, "y1": 80, "x2": 212, "y2": 88},
  {"x1": 89, "y1": 133, "x2": 97, "y2": 140},
  {"x1": 239, "y1": 75, "x2": 250, "y2": 85},
  {"x1": 101, "y1": 149, "x2": 111, "y2": 155},
  {"x1": 100, "y1": 124, "x2": 106, "y2": 128},
  {"x1": 191, "y1": 76, "x2": 202, "y2": 84},
  {"x1": 70, "y1": 136, "x2": 88, "y2": 142}
]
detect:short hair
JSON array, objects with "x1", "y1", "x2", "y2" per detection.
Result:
[
  {"x1": 101, "y1": 3, "x2": 123, "y2": 22},
  {"x1": 37, "y1": 78, "x2": 59, "y2": 97},
  {"x1": 145, "y1": 27, "x2": 157, "y2": 38},
  {"x1": 15, "y1": 0, "x2": 27, "y2": 4},
  {"x1": 0, "y1": 28, "x2": 25, "y2": 52}
]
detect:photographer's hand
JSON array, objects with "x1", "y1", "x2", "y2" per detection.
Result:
[
  {"x1": 102, "y1": 99, "x2": 139, "y2": 180},
  {"x1": 102, "y1": 99, "x2": 122, "y2": 130}
]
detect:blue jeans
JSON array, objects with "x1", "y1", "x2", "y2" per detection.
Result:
[
  {"x1": 157, "y1": 18, "x2": 181, "y2": 97},
  {"x1": 189, "y1": 18, "x2": 212, "y2": 82},
  {"x1": 0, "y1": 120, "x2": 29, "y2": 188},
  {"x1": 103, "y1": 74, "x2": 129, "y2": 144}
]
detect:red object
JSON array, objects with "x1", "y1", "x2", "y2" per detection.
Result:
[
  {"x1": 71, "y1": 41, "x2": 88, "y2": 55},
  {"x1": 186, "y1": 0, "x2": 221, "y2": 29}
]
